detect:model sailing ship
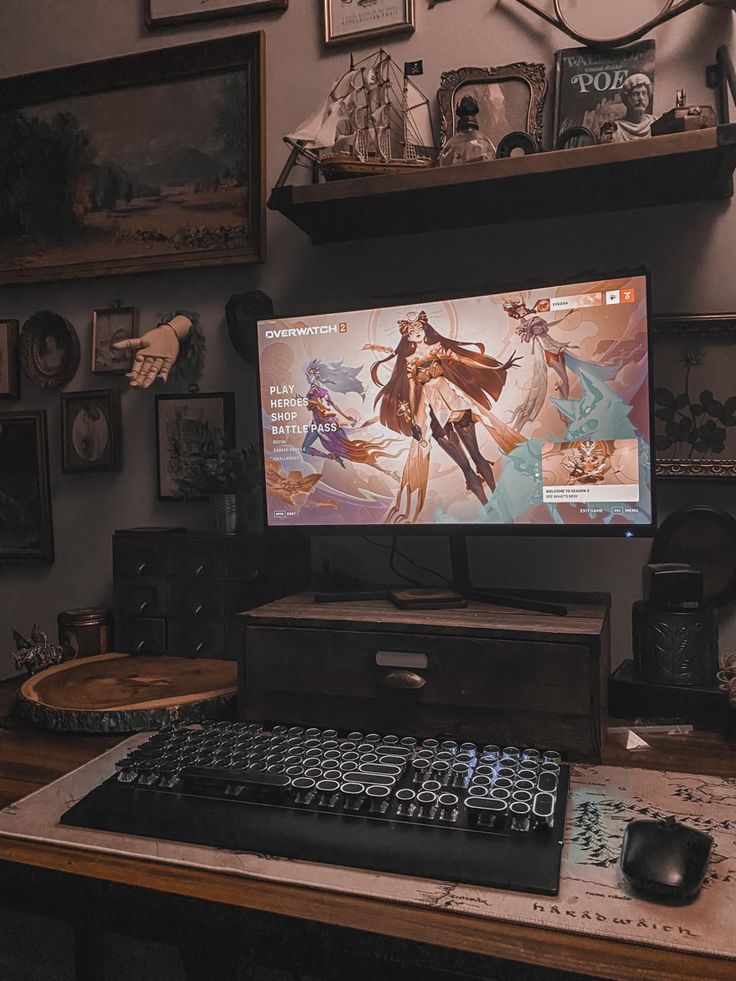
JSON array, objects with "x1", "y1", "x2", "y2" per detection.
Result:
[{"x1": 281, "y1": 49, "x2": 436, "y2": 182}]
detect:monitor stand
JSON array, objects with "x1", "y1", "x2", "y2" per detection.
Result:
[{"x1": 314, "y1": 534, "x2": 568, "y2": 617}]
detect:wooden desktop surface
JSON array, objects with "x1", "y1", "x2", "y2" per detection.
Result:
[{"x1": 1, "y1": 676, "x2": 735, "y2": 981}]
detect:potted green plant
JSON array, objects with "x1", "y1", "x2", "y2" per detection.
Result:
[{"x1": 175, "y1": 440, "x2": 262, "y2": 533}]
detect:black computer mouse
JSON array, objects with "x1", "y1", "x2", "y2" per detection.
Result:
[{"x1": 620, "y1": 815, "x2": 713, "y2": 904}]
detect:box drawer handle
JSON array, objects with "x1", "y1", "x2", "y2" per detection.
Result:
[{"x1": 380, "y1": 669, "x2": 426, "y2": 690}]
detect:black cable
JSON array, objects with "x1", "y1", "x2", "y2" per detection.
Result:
[
  {"x1": 389, "y1": 536, "x2": 423, "y2": 587},
  {"x1": 361, "y1": 536, "x2": 453, "y2": 587}
]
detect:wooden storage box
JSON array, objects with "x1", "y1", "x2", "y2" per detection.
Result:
[{"x1": 240, "y1": 592, "x2": 610, "y2": 762}]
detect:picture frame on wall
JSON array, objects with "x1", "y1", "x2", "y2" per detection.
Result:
[
  {"x1": 155, "y1": 392, "x2": 236, "y2": 501},
  {"x1": 61, "y1": 390, "x2": 122, "y2": 474},
  {"x1": 92, "y1": 305, "x2": 139, "y2": 375},
  {"x1": 0, "y1": 320, "x2": 20, "y2": 399},
  {"x1": 146, "y1": 0, "x2": 287, "y2": 27},
  {"x1": 19, "y1": 310, "x2": 81, "y2": 390},
  {"x1": 652, "y1": 314, "x2": 736, "y2": 479},
  {"x1": 0, "y1": 410, "x2": 54, "y2": 562},
  {"x1": 0, "y1": 34, "x2": 265, "y2": 285},
  {"x1": 438, "y1": 63, "x2": 548, "y2": 150},
  {"x1": 323, "y1": 0, "x2": 415, "y2": 47}
]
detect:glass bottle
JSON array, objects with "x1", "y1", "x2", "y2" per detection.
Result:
[{"x1": 439, "y1": 95, "x2": 496, "y2": 167}]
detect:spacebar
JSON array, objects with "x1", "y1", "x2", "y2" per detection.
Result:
[{"x1": 179, "y1": 766, "x2": 290, "y2": 789}]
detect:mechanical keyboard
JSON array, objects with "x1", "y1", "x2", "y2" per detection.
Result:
[{"x1": 61, "y1": 721, "x2": 570, "y2": 895}]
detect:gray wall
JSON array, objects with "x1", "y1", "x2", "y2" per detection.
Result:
[{"x1": 1, "y1": 0, "x2": 734, "y2": 679}]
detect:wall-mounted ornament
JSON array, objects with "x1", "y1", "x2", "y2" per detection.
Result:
[
  {"x1": 92, "y1": 303, "x2": 139, "y2": 375},
  {"x1": 146, "y1": 0, "x2": 287, "y2": 28},
  {"x1": 0, "y1": 410, "x2": 54, "y2": 563},
  {"x1": 0, "y1": 320, "x2": 20, "y2": 399},
  {"x1": 323, "y1": 0, "x2": 415, "y2": 46},
  {"x1": 505, "y1": 0, "x2": 736, "y2": 49},
  {"x1": 226, "y1": 291, "x2": 273, "y2": 366},
  {"x1": 19, "y1": 311, "x2": 80, "y2": 390},
  {"x1": 0, "y1": 34, "x2": 264, "y2": 285},
  {"x1": 112, "y1": 311, "x2": 204, "y2": 390},
  {"x1": 438, "y1": 63, "x2": 547, "y2": 152},
  {"x1": 61, "y1": 390, "x2": 122, "y2": 474}
]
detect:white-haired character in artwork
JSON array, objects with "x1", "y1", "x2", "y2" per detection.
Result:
[
  {"x1": 502, "y1": 298, "x2": 619, "y2": 432},
  {"x1": 301, "y1": 359, "x2": 400, "y2": 478}
]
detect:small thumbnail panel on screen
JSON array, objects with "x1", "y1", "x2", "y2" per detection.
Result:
[{"x1": 256, "y1": 276, "x2": 652, "y2": 529}]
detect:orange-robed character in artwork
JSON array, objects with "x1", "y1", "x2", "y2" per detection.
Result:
[{"x1": 368, "y1": 311, "x2": 524, "y2": 523}]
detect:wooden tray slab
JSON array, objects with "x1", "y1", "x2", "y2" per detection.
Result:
[{"x1": 17, "y1": 653, "x2": 237, "y2": 733}]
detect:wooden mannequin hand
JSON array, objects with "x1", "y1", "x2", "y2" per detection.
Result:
[{"x1": 112, "y1": 315, "x2": 192, "y2": 389}]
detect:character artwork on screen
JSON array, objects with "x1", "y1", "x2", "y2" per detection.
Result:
[{"x1": 257, "y1": 276, "x2": 652, "y2": 528}]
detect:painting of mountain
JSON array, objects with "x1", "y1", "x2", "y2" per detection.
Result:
[{"x1": 0, "y1": 35, "x2": 263, "y2": 283}]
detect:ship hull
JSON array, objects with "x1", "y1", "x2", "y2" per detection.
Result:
[{"x1": 320, "y1": 156, "x2": 433, "y2": 181}]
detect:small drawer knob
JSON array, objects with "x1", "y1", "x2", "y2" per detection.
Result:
[
  {"x1": 136, "y1": 562, "x2": 148, "y2": 576},
  {"x1": 379, "y1": 669, "x2": 426, "y2": 690}
]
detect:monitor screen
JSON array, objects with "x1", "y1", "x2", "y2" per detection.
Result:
[{"x1": 256, "y1": 273, "x2": 653, "y2": 534}]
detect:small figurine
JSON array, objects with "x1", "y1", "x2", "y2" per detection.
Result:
[
  {"x1": 13, "y1": 625, "x2": 64, "y2": 676},
  {"x1": 611, "y1": 73, "x2": 656, "y2": 142}
]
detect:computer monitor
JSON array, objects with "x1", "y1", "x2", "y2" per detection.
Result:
[{"x1": 256, "y1": 272, "x2": 654, "y2": 536}]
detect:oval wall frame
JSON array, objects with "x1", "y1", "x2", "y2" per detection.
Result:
[{"x1": 19, "y1": 310, "x2": 80, "y2": 390}]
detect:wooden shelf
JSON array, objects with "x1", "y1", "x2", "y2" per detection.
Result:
[{"x1": 268, "y1": 126, "x2": 736, "y2": 244}]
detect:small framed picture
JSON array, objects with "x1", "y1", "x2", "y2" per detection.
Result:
[
  {"x1": 0, "y1": 410, "x2": 54, "y2": 562},
  {"x1": 92, "y1": 305, "x2": 139, "y2": 375},
  {"x1": 323, "y1": 0, "x2": 415, "y2": 47},
  {"x1": 652, "y1": 314, "x2": 736, "y2": 479},
  {"x1": 146, "y1": 0, "x2": 287, "y2": 27},
  {"x1": 155, "y1": 392, "x2": 235, "y2": 501},
  {"x1": 0, "y1": 320, "x2": 20, "y2": 399},
  {"x1": 61, "y1": 390, "x2": 122, "y2": 473}
]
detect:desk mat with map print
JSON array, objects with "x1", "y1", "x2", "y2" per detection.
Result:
[{"x1": 0, "y1": 736, "x2": 734, "y2": 962}]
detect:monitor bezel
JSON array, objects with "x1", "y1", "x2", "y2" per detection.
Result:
[{"x1": 254, "y1": 266, "x2": 656, "y2": 538}]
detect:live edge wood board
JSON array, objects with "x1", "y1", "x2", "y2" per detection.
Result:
[
  {"x1": 17, "y1": 652, "x2": 237, "y2": 732},
  {"x1": 241, "y1": 592, "x2": 610, "y2": 762}
]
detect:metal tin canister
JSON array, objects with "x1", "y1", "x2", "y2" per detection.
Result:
[
  {"x1": 57, "y1": 607, "x2": 113, "y2": 660},
  {"x1": 632, "y1": 600, "x2": 718, "y2": 686}
]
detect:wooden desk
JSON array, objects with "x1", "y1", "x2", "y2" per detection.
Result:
[{"x1": 1, "y1": 677, "x2": 735, "y2": 981}]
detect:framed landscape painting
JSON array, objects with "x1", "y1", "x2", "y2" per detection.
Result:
[
  {"x1": 146, "y1": 0, "x2": 287, "y2": 27},
  {"x1": 0, "y1": 34, "x2": 264, "y2": 285},
  {"x1": 0, "y1": 411, "x2": 54, "y2": 562}
]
